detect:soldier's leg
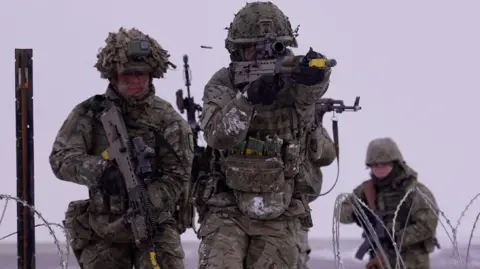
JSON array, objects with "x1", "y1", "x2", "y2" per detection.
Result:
[
  {"x1": 133, "y1": 223, "x2": 185, "y2": 269},
  {"x1": 393, "y1": 249, "x2": 430, "y2": 269},
  {"x1": 296, "y1": 227, "x2": 311, "y2": 269},
  {"x1": 79, "y1": 240, "x2": 132, "y2": 269},
  {"x1": 197, "y1": 213, "x2": 249, "y2": 269},
  {"x1": 246, "y1": 219, "x2": 299, "y2": 269}
]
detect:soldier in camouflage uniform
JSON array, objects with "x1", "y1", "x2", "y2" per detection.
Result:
[
  {"x1": 196, "y1": 2, "x2": 337, "y2": 268},
  {"x1": 295, "y1": 101, "x2": 337, "y2": 269},
  {"x1": 49, "y1": 27, "x2": 193, "y2": 269},
  {"x1": 296, "y1": 195, "x2": 317, "y2": 269},
  {"x1": 339, "y1": 137, "x2": 439, "y2": 269}
]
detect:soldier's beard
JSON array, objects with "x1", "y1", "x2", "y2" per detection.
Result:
[{"x1": 117, "y1": 80, "x2": 149, "y2": 100}]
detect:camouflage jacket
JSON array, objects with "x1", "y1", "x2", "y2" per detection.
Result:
[
  {"x1": 49, "y1": 86, "x2": 193, "y2": 239},
  {"x1": 339, "y1": 165, "x2": 439, "y2": 253},
  {"x1": 198, "y1": 67, "x2": 336, "y2": 222}
]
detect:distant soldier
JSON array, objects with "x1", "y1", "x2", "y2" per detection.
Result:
[
  {"x1": 50, "y1": 27, "x2": 193, "y2": 269},
  {"x1": 339, "y1": 137, "x2": 439, "y2": 269}
]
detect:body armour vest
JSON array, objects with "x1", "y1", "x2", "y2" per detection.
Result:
[
  {"x1": 376, "y1": 176, "x2": 416, "y2": 232},
  {"x1": 221, "y1": 85, "x2": 315, "y2": 220}
]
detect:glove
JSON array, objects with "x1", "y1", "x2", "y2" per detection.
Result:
[
  {"x1": 98, "y1": 164, "x2": 127, "y2": 196},
  {"x1": 365, "y1": 256, "x2": 385, "y2": 269},
  {"x1": 245, "y1": 73, "x2": 282, "y2": 105},
  {"x1": 291, "y1": 48, "x2": 332, "y2": 86}
]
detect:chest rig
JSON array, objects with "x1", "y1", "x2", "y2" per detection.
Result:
[
  {"x1": 220, "y1": 85, "x2": 315, "y2": 220},
  {"x1": 375, "y1": 176, "x2": 416, "y2": 234},
  {"x1": 376, "y1": 177, "x2": 439, "y2": 252}
]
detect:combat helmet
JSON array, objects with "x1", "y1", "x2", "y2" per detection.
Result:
[
  {"x1": 95, "y1": 27, "x2": 171, "y2": 79},
  {"x1": 225, "y1": 1, "x2": 298, "y2": 55},
  {"x1": 365, "y1": 137, "x2": 405, "y2": 166}
]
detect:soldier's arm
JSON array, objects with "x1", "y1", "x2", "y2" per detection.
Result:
[
  {"x1": 309, "y1": 125, "x2": 337, "y2": 167},
  {"x1": 339, "y1": 184, "x2": 365, "y2": 224},
  {"x1": 49, "y1": 102, "x2": 108, "y2": 187},
  {"x1": 292, "y1": 73, "x2": 331, "y2": 107},
  {"x1": 200, "y1": 68, "x2": 254, "y2": 150},
  {"x1": 396, "y1": 183, "x2": 439, "y2": 248},
  {"x1": 148, "y1": 105, "x2": 194, "y2": 210}
]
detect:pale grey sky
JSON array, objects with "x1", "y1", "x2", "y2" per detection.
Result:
[{"x1": 1, "y1": 0, "x2": 479, "y2": 245}]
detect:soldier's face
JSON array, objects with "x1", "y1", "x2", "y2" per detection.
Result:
[
  {"x1": 116, "y1": 72, "x2": 150, "y2": 99},
  {"x1": 371, "y1": 163, "x2": 393, "y2": 179},
  {"x1": 243, "y1": 46, "x2": 256, "y2": 61}
]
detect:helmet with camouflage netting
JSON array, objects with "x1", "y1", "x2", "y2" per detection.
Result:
[
  {"x1": 225, "y1": 1, "x2": 298, "y2": 53},
  {"x1": 365, "y1": 137, "x2": 405, "y2": 166},
  {"x1": 95, "y1": 27, "x2": 171, "y2": 79}
]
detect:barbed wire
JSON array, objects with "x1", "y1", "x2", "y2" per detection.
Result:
[
  {"x1": 0, "y1": 194, "x2": 70, "y2": 269},
  {"x1": 1, "y1": 190, "x2": 479, "y2": 269},
  {"x1": 333, "y1": 188, "x2": 480, "y2": 269}
]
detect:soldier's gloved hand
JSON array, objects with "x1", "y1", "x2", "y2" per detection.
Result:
[
  {"x1": 99, "y1": 164, "x2": 127, "y2": 196},
  {"x1": 245, "y1": 73, "x2": 282, "y2": 105},
  {"x1": 292, "y1": 49, "x2": 332, "y2": 86},
  {"x1": 366, "y1": 256, "x2": 385, "y2": 269}
]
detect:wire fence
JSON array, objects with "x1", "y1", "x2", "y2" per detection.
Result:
[
  {"x1": 333, "y1": 189, "x2": 480, "y2": 269},
  {"x1": 1, "y1": 190, "x2": 479, "y2": 269}
]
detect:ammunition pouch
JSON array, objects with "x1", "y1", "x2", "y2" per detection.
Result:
[
  {"x1": 64, "y1": 200, "x2": 96, "y2": 262},
  {"x1": 223, "y1": 152, "x2": 294, "y2": 220},
  {"x1": 173, "y1": 188, "x2": 195, "y2": 234},
  {"x1": 194, "y1": 171, "x2": 223, "y2": 221}
]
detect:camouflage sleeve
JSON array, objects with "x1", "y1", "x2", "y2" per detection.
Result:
[
  {"x1": 199, "y1": 68, "x2": 255, "y2": 150},
  {"x1": 309, "y1": 125, "x2": 337, "y2": 167},
  {"x1": 49, "y1": 102, "x2": 108, "y2": 187},
  {"x1": 148, "y1": 104, "x2": 194, "y2": 211},
  {"x1": 292, "y1": 76, "x2": 330, "y2": 107},
  {"x1": 339, "y1": 183, "x2": 365, "y2": 224},
  {"x1": 396, "y1": 183, "x2": 439, "y2": 248}
]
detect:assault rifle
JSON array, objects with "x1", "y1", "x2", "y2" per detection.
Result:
[
  {"x1": 231, "y1": 47, "x2": 337, "y2": 85},
  {"x1": 354, "y1": 180, "x2": 387, "y2": 261},
  {"x1": 100, "y1": 105, "x2": 161, "y2": 269},
  {"x1": 175, "y1": 54, "x2": 208, "y2": 233},
  {"x1": 176, "y1": 54, "x2": 203, "y2": 153},
  {"x1": 316, "y1": 96, "x2": 362, "y2": 115}
]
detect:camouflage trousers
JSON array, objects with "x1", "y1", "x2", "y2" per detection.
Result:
[
  {"x1": 296, "y1": 227, "x2": 311, "y2": 269},
  {"x1": 197, "y1": 212, "x2": 300, "y2": 269},
  {"x1": 77, "y1": 224, "x2": 185, "y2": 269}
]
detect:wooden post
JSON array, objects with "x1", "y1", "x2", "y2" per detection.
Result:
[{"x1": 15, "y1": 48, "x2": 35, "y2": 269}]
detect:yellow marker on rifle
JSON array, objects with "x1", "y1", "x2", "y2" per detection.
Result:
[
  {"x1": 101, "y1": 150, "x2": 111, "y2": 160},
  {"x1": 150, "y1": 251, "x2": 161, "y2": 269},
  {"x1": 308, "y1": 58, "x2": 337, "y2": 68}
]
